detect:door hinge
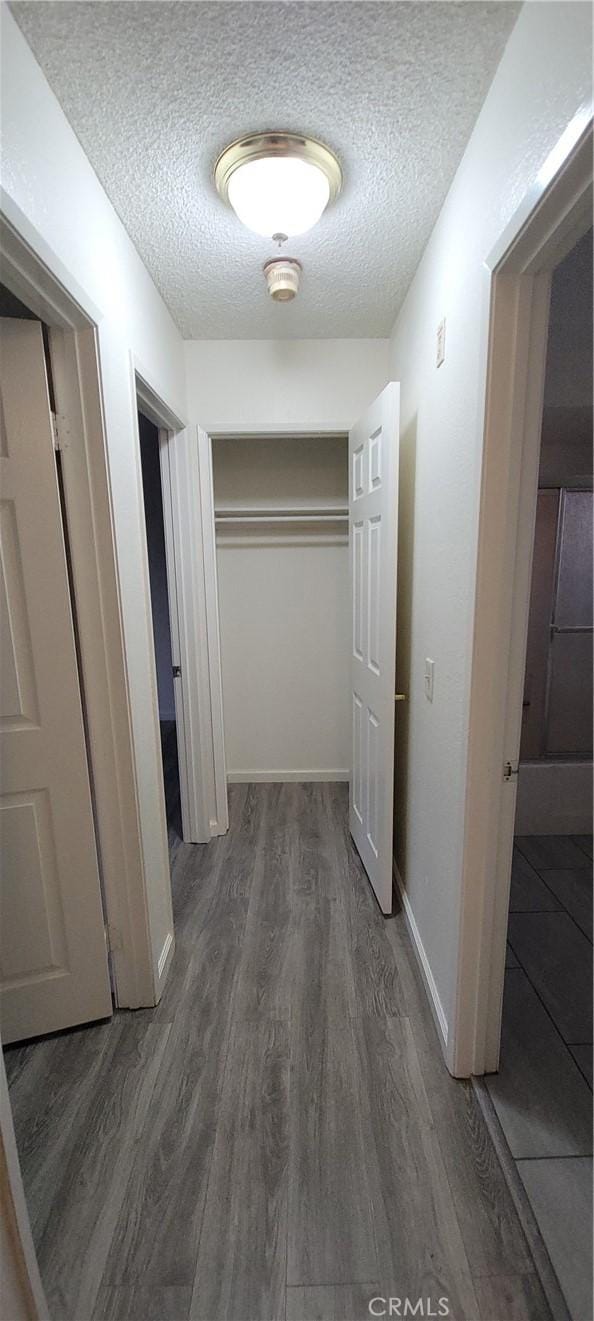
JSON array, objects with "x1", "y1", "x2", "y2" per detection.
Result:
[
  {"x1": 52, "y1": 412, "x2": 70, "y2": 452},
  {"x1": 503, "y1": 761, "x2": 519, "y2": 781}
]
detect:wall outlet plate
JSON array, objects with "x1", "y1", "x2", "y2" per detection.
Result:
[{"x1": 436, "y1": 318, "x2": 446, "y2": 368}]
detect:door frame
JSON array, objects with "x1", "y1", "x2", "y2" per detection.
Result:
[
  {"x1": 134, "y1": 370, "x2": 209, "y2": 844},
  {"x1": 197, "y1": 426, "x2": 351, "y2": 826},
  {"x1": 453, "y1": 107, "x2": 593, "y2": 1077},
  {"x1": 158, "y1": 427, "x2": 192, "y2": 842},
  {"x1": 0, "y1": 197, "x2": 159, "y2": 1009}
]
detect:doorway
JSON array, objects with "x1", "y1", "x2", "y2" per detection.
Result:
[
  {"x1": 0, "y1": 291, "x2": 113, "y2": 1044},
  {"x1": 211, "y1": 431, "x2": 350, "y2": 785},
  {"x1": 455, "y1": 110, "x2": 592, "y2": 1084},
  {"x1": 483, "y1": 229, "x2": 593, "y2": 1321},
  {"x1": 200, "y1": 387, "x2": 401, "y2": 916},
  {"x1": 138, "y1": 411, "x2": 183, "y2": 847}
]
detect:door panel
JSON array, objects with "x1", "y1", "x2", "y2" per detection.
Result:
[
  {"x1": 349, "y1": 384, "x2": 400, "y2": 913},
  {"x1": 0, "y1": 319, "x2": 112, "y2": 1043}
]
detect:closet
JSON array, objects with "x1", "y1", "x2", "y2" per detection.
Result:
[{"x1": 212, "y1": 434, "x2": 350, "y2": 782}]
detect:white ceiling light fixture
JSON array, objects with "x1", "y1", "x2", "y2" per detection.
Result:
[{"x1": 215, "y1": 132, "x2": 342, "y2": 239}]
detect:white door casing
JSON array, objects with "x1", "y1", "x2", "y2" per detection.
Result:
[
  {"x1": 0, "y1": 319, "x2": 112, "y2": 1044},
  {"x1": 158, "y1": 430, "x2": 191, "y2": 843},
  {"x1": 349, "y1": 383, "x2": 400, "y2": 914}
]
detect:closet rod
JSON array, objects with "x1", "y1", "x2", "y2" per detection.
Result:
[
  {"x1": 214, "y1": 505, "x2": 348, "y2": 519},
  {"x1": 214, "y1": 513, "x2": 348, "y2": 525}
]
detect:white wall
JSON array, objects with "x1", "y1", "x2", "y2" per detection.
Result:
[
  {"x1": 184, "y1": 339, "x2": 390, "y2": 432},
  {"x1": 388, "y1": 1, "x2": 592, "y2": 1048},
  {"x1": 217, "y1": 541, "x2": 350, "y2": 779},
  {"x1": 1, "y1": 8, "x2": 183, "y2": 990}
]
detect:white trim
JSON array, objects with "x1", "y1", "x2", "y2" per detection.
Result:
[
  {"x1": 1, "y1": 198, "x2": 173, "y2": 1016},
  {"x1": 168, "y1": 428, "x2": 218, "y2": 842},
  {"x1": 197, "y1": 427, "x2": 228, "y2": 835},
  {"x1": 52, "y1": 329, "x2": 155, "y2": 1008},
  {"x1": 393, "y1": 860, "x2": 449, "y2": 1054},
  {"x1": 165, "y1": 429, "x2": 211, "y2": 842},
  {"x1": 134, "y1": 366, "x2": 217, "y2": 848},
  {"x1": 0, "y1": 189, "x2": 103, "y2": 329},
  {"x1": 159, "y1": 434, "x2": 191, "y2": 843},
  {"x1": 227, "y1": 769, "x2": 350, "y2": 783},
  {"x1": 127, "y1": 361, "x2": 178, "y2": 993},
  {"x1": 487, "y1": 102, "x2": 593, "y2": 273},
  {"x1": 454, "y1": 109, "x2": 593, "y2": 1078},
  {"x1": 135, "y1": 361, "x2": 186, "y2": 432},
  {"x1": 192, "y1": 425, "x2": 352, "y2": 837}
]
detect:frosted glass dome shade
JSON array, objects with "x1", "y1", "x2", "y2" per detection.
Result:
[
  {"x1": 227, "y1": 155, "x2": 331, "y2": 238},
  {"x1": 215, "y1": 134, "x2": 342, "y2": 240}
]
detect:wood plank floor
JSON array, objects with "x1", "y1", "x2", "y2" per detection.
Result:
[{"x1": 4, "y1": 784, "x2": 552, "y2": 1321}]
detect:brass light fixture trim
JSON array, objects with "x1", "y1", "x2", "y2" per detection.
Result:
[{"x1": 214, "y1": 132, "x2": 343, "y2": 207}]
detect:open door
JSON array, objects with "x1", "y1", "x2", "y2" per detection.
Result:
[
  {"x1": 0, "y1": 319, "x2": 112, "y2": 1043},
  {"x1": 349, "y1": 383, "x2": 400, "y2": 913}
]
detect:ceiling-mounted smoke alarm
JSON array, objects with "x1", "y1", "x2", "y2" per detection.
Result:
[
  {"x1": 263, "y1": 258, "x2": 302, "y2": 302},
  {"x1": 215, "y1": 132, "x2": 342, "y2": 239}
]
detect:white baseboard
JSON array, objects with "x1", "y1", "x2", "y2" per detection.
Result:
[
  {"x1": 208, "y1": 817, "x2": 228, "y2": 837},
  {"x1": 392, "y1": 858, "x2": 449, "y2": 1055},
  {"x1": 155, "y1": 930, "x2": 174, "y2": 995},
  {"x1": 227, "y1": 769, "x2": 350, "y2": 783}
]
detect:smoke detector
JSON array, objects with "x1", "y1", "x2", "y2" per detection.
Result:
[{"x1": 263, "y1": 258, "x2": 302, "y2": 302}]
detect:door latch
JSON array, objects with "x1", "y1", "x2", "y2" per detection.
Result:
[
  {"x1": 172, "y1": 665, "x2": 181, "y2": 678},
  {"x1": 503, "y1": 761, "x2": 519, "y2": 781}
]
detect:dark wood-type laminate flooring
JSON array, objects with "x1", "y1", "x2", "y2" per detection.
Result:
[{"x1": 4, "y1": 785, "x2": 552, "y2": 1321}]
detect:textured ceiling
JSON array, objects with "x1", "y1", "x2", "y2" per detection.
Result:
[{"x1": 11, "y1": 1, "x2": 520, "y2": 339}]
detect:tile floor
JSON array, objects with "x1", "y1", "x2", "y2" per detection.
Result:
[{"x1": 487, "y1": 833, "x2": 593, "y2": 1321}]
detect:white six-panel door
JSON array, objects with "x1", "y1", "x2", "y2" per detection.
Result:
[
  {"x1": 349, "y1": 383, "x2": 400, "y2": 913},
  {"x1": 0, "y1": 319, "x2": 113, "y2": 1043}
]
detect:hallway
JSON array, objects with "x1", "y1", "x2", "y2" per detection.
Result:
[{"x1": 4, "y1": 785, "x2": 550, "y2": 1321}]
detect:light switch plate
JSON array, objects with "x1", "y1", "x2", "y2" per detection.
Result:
[
  {"x1": 436, "y1": 318, "x2": 446, "y2": 368},
  {"x1": 424, "y1": 657, "x2": 434, "y2": 702}
]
